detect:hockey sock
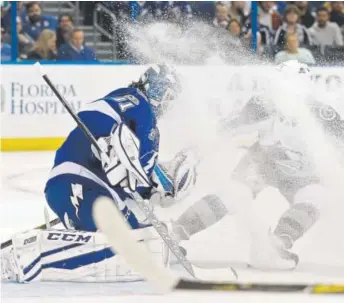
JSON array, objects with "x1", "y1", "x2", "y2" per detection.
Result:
[
  {"x1": 273, "y1": 202, "x2": 320, "y2": 249},
  {"x1": 171, "y1": 195, "x2": 228, "y2": 241}
]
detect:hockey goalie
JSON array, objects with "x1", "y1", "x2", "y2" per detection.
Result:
[{"x1": 1, "y1": 64, "x2": 231, "y2": 283}]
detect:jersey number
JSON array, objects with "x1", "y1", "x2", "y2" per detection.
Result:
[{"x1": 114, "y1": 95, "x2": 139, "y2": 112}]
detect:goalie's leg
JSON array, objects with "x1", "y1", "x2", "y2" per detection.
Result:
[
  {"x1": 1, "y1": 227, "x2": 168, "y2": 283},
  {"x1": 45, "y1": 177, "x2": 139, "y2": 231}
]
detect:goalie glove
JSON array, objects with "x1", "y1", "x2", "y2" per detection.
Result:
[
  {"x1": 151, "y1": 148, "x2": 198, "y2": 207},
  {"x1": 170, "y1": 148, "x2": 198, "y2": 200},
  {"x1": 92, "y1": 123, "x2": 151, "y2": 192}
]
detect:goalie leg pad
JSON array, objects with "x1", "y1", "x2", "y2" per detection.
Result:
[{"x1": 2, "y1": 227, "x2": 169, "y2": 283}]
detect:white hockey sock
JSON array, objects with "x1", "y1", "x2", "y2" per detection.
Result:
[
  {"x1": 273, "y1": 202, "x2": 320, "y2": 249},
  {"x1": 171, "y1": 195, "x2": 228, "y2": 241}
]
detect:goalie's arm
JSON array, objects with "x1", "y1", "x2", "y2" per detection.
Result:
[{"x1": 37, "y1": 63, "x2": 150, "y2": 192}]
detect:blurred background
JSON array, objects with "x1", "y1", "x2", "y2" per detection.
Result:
[{"x1": 1, "y1": 1, "x2": 344, "y2": 65}]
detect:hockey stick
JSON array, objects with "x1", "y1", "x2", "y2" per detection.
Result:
[
  {"x1": 34, "y1": 62, "x2": 197, "y2": 278},
  {"x1": 1, "y1": 218, "x2": 61, "y2": 250},
  {"x1": 93, "y1": 196, "x2": 344, "y2": 294}
]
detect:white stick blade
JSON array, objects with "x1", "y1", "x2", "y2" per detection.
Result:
[{"x1": 92, "y1": 196, "x2": 178, "y2": 293}]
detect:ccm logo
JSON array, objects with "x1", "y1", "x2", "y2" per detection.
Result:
[
  {"x1": 24, "y1": 236, "x2": 37, "y2": 245},
  {"x1": 47, "y1": 232, "x2": 91, "y2": 243}
]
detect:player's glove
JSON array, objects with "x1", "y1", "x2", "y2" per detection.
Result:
[{"x1": 92, "y1": 123, "x2": 151, "y2": 192}]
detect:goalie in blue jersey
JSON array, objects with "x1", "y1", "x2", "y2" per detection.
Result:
[
  {"x1": 45, "y1": 64, "x2": 182, "y2": 232},
  {"x1": 2, "y1": 64, "x2": 229, "y2": 283}
]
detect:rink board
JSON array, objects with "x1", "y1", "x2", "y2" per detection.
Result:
[{"x1": 1, "y1": 64, "x2": 344, "y2": 151}]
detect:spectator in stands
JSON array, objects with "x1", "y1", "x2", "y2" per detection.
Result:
[
  {"x1": 243, "y1": 19, "x2": 273, "y2": 54},
  {"x1": 190, "y1": 1, "x2": 216, "y2": 23},
  {"x1": 228, "y1": 19, "x2": 242, "y2": 37},
  {"x1": 57, "y1": 28, "x2": 97, "y2": 61},
  {"x1": 228, "y1": 1, "x2": 248, "y2": 25},
  {"x1": 324, "y1": 1, "x2": 344, "y2": 13},
  {"x1": 330, "y1": 1, "x2": 344, "y2": 27},
  {"x1": 161, "y1": 1, "x2": 193, "y2": 23},
  {"x1": 294, "y1": 1, "x2": 315, "y2": 28},
  {"x1": 135, "y1": 2, "x2": 161, "y2": 22},
  {"x1": 56, "y1": 14, "x2": 74, "y2": 49},
  {"x1": 1, "y1": 1, "x2": 26, "y2": 32},
  {"x1": 1, "y1": 42, "x2": 12, "y2": 61},
  {"x1": 213, "y1": 2, "x2": 230, "y2": 28},
  {"x1": 227, "y1": 19, "x2": 243, "y2": 46},
  {"x1": 2, "y1": 16, "x2": 35, "y2": 59},
  {"x1": 101, "y1": 1, "x2": 131, "y2": 21},
  {"x1": 1, "y1": 27, "x2": 11, "y2": 61},
  {"x1": 275, "y1": 32, "x2": 316, "y2": 64},
  {"x1": 27, "y1": 29, "x2": 57, "y2": 60},
  {"x1": 258, "y1": 1, "x2": 281, "y2": 32},
  {"x1": 16, "y1": 16, "x2": 35, "y2": 59},
  {"x1": 309, "y1": 7, "x2": 343, "y2": 46},
  {"x1": 242, "y1": 29, "x2": 263, "y2": 55},
  {"x1": 274, "y1": 5, "x2": 312, "y2": 51},
  {"x1": 22, "y1": 2, "x2": 57, "y2": 41},
  {"x1": 1, "y1": 1, "x2": 11, "y2": 32}
]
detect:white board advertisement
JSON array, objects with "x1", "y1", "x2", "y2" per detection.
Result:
[{"x1": 1, "y1": 64, "x2": 344, "y2": 139}]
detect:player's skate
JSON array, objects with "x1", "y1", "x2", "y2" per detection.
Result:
[{"x1": 249, "y1": 229, "x2": 298, "y2": 271}]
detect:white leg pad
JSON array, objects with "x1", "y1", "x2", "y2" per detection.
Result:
[{"x1": 2, "y1": 227, "x2": 168, "y2": 283}]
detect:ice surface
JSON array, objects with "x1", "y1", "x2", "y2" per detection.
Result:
[
  {"x1": 1, "y1": 152, "x2": 344, "y2": 303},
  {"x1": 3, "y1": 289, "x2": 343, "y2": 303}
]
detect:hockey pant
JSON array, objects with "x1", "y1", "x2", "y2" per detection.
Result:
[
  {"x1": 45, "y1": 176, "x2": 139, "y2": 231},
  {"x1": 232, "y1": 142, "x2": 320, "y2": 202}
]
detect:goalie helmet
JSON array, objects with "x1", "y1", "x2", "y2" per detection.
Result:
[
  {"x1": 131, "y1": 64, "x2": 181, "y2": 115},
  {"x1": 276, "y1": 60, "x2": 310, "y2": 75}
]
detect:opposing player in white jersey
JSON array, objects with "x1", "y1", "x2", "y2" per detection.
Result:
[
  {"x1": 226, "y1": 60, "x2": 344, "y2": 270},
  {"x1": 1, "y1": 64, "x2": 229, "y2": 283}
]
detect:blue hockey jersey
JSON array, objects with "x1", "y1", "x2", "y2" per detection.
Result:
[{"x1": 45, "y1": 87, "x2": 160, "y2": 199}]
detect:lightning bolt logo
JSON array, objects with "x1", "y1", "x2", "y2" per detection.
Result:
[{"x1": 71, "y1": 184, "x2": 83, "y2": 218}]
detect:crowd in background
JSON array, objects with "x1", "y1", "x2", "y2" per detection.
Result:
[
  {"x1": 1, "y1": 1, "x2": 96, "y2": 61},
  {"x1": 1, "y1": 1, "x2": 344, "y2": 64}
]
